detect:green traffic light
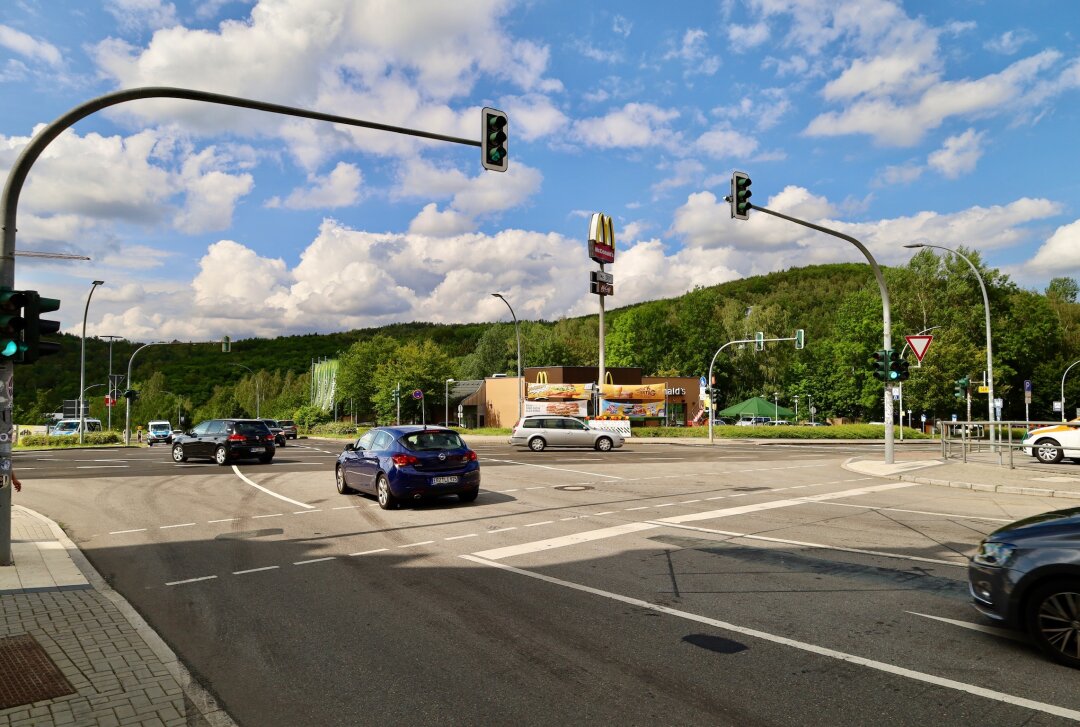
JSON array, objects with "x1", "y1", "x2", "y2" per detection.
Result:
[{"x1": 1, "y1": 340, "x2": 17, "y2": 357}]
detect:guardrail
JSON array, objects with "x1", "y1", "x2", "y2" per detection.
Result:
[{"x1": 940, "y1": 419, "x2": 1074, "y2": 469}]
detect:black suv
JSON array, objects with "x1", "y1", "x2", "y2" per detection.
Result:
[
  {"x1": 171, "y1": 419, "x2": 276, "y2": 465},
  {"x1": 261, "y1": 418, "x2": 287, "y2": 447}
]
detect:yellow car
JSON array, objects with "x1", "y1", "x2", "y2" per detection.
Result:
[{"x1": 1023, "y1": 418, "x2": 1080, "y2": 463}]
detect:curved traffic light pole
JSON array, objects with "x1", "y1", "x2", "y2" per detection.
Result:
[
  {"x1": 0, "y1": 87, "x2": 486, "y2": 564},
  {"x1": 747, "y1": 203, "x2": 896, "y2": 464},
  {"x1": 707, "y1": 333, "x2": 802, "y2": 444}
]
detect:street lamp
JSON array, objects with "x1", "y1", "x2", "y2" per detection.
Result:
[
  {"x1": 794, "y1": 395, "x2": 799, "y2": 422},
  {"x1": 445, "y1": 378, "x2": 455, "y2": 425},
  {"x1": 79, "y1": 280, "x2": 105, "y2": 444},
  {"x1": 491, "y1": 293, "x2": 522, "y2": 422},
  {"x1": 1062, "y1": 359, "x2": 1080, "y2": 422},
  {"x1": 229, "y1": 363, "x2": 259, "y2": 418},
  {"x1": 773, "y1": 392, "x2": 779, "y2": 422},
  {"x1": 905, "y1": 244, "x2": 995, "y2": 447}
]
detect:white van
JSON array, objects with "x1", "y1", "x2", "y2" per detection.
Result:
[
  {"x1": 50, "y1": 418, "x2": 103, "y2": 436},
  {"x1": 147, "y1": 420, "x2": 173, "y2": 446}
]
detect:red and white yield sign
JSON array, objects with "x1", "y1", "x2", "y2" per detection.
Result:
[{"x1": 905, "y1": 335, "x2": 934, "y2": 363}]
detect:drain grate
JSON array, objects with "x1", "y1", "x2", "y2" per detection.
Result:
[
  {"x1": 554, "y1": 485, "x2": 594, "y2": 492},
  {"x1": 0, "y1": 634, "x2": 76, "y2": 709}
]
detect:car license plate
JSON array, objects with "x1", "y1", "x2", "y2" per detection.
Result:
[
  {"x1": 431, "y1": 475, "x2": 459, "y2": 485},
  {"x1": 250, "y1": 447, "x2": 265, "y2": 453}
]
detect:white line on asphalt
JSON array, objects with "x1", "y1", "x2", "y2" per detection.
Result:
[
  {"x1": 349, "y1": 548, "x2": 388, "y2": 556},
  {"x1": 293, "y1": 509, "x2": 322, "y2": 514},
  {"x1": 472, "y1": 482, "x2": 918, "y2": 561},
  {"x1": 524, "y1": 521, "x2": 554, "y2": 527},
  {"x1": 109, "y1": 528, "x2": 147, "y2": 535},
  {"x1": 906, "y1": 612, "x2": 1027, "y2": 643},
  {"x1": 166, "y1": 575, "x2": 217, "y2": 586},
  {"x1": 208, "y1": 518, "x2": 238, "y2": 523},
  {"x1": 592, "y1": 511, "x2": 616, "y2": 516},
  {"x1": 399, "y1": 541, "x2": 434, "y2": 548},
  {"x1": 233, "y1": 566, "x2": 280, "y2": 575},
  {"x1": 76, "y1": 465, "x2": 129, "y2": 469},
  {"x1": 252, "y1": 513, "x2": 284, "y2": 519},
  {"x1": 559, "y1": 517, "x2": 577, "y2": 521},
  {"x1": 294, "y1": 557, "x2": 336, "y2": 565},
  {"x1": 231, "y1": 465, "x2": 314, "y2": 509},
  {"x1": 704, "y1": 496, "x2": 727, "y2": 501},
  {"x1": 487, "y1": 527, "x2": 517, "y2": 533},
  {"x1": 460, "y1": 555, "x2": 1080, "y2": 722},
  {"x1": 159, "y1": 523, "x2": 196, "y2": 529},
  {"x1": 625, "y1": 506, "x2": 649, "y2": 511},
  {"x1": 445, "y1": 534, "x2": 478, "y2": 541},
  {"x1": 815, "y1": 502, "x2": 1014, "y2": 523},
  {"x1": 652, "y1": 522, "x2": 965, "y2": 567},
  {"x1": 655, "y1": 503, "x2": 676, "y2": 508},
  {"x1": 332, "y1": 505, "x2": 363, "y2": 510},
  {"x1": 487, "y1": 458, "x2": 623, "y2": 480},
  {"x1": 681, "y1": 500, "x2": 701, "y2": 504},
  {"x1": 502, "y1": 489, "x2": 519, "y2": 493},
  {"x1": 525, "y1": 486, "x2": 546, "y2": 490}
]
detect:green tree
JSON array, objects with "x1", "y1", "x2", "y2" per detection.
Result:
[
  {"x1": 371, "y1": 340, "x2": 454, "y2": 423},
  {"x1": 337, "y1": 335, "x2": 399, "y2": 418}
]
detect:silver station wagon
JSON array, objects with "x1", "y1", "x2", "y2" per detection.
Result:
[{"x1": 508, "y1": 415, "x2": 625, "y2": 452}]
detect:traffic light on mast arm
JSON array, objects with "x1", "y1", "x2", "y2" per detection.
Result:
[
  {"x1": 0, "y1": 288, "x2": 28, "y2": 362},
  {"x1": 730, "y1": 171, "x2": 752, "y2": 220},
  {"x1": 23, "y1": 291, "x2": 61, "y2": 363},
  {"x1": 481, "y1": 107, "x2": 508, "y2": 172},
  {"x1": 954, "y1": 377, "x2": 969, "y2": 400},
  {"x1": 889, "y1": 356, "x2": 909, "y2": 382},
  {"x1": 871, "y1": 349, "x2": 890, "y2": 381}
]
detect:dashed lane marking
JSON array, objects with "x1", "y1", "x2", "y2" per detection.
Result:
[
  {"x1": 233, "y1": 566, "x2": 279, "y2": 576},
  {"x1": 294, "y1": 557, "x2": 336, "y2": 566},
  {"x1": 253, "y1": 513, "x2": 283, "y2": 519},
  {"x1": 398, "y1": 541, "x2": 434, "y2": 548},
  {"x1": 524, "y1": 521, "x2": 554, "y2": 527},
  {"x1": 159, "y1": 523, "x2": 196, "y2": 529},
  {"x1": 445, "y1": 534, "x2": 478, "y2": 541},
  {"x1": 109, "y1": 528, "x2": 147, "y2": 535},
  {"x1": 166, "y1": 575, "x2": 217, "y2": 586},
  {"x1": 349, "y1": 548, "x2": 388, "y2": 556}
]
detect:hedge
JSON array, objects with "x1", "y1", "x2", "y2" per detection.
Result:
[{"x1": 18, "y1": 431, "x2": 123, "y2": 447}]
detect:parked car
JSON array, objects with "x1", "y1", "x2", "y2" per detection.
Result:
[
  {"x1": 171, "y1": 419, "x2": 276, "y2": 465},
  {"x1": 735, "y1": 417, "x2": 771, "y2": 426},
  {"x1": 260, "y1": 418, "x2": 287, "y2": 447},
  {"x1": 802, "y1": 421, "x2": 831, "y2": 427},
  {"x1": 1023, "y1": 418, "x2": 1080, "y2": 464},
  {"x1": 146, "y1": 420, "x2": 173, "y2": 446},
  {"x1": 768, "y1": 420, "x2": 792, "y2": 426},
  {"x1": 278, "y1": 419, "x2": 298, "y2": 440},
  {"x1": 969, "y1": 505, "x2": 1080, "y2": 669},
  {"x1": 335, "y1": 426, "x2": 480, "y2": 509},
  {"x1": 711, "y1": 417, "x2": 733, "y2": 425},
  {"x1": 508, "y1": 415, "x2": 624, "y2": 452},
  {"x1": 49, "y1": 418, "x2": 103, "y2": 436}
]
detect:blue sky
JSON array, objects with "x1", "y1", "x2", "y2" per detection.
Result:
[{"x1": 2, "y1": 0, "x2": 1079, "y2": 341}]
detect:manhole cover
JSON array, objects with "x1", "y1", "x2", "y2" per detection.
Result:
[
  {"x1": 555, "y1": 485, "x2": 594, "y2": 491},
  {"x1": 0, "y1": 634, "x2": 76, "y2": 709}
]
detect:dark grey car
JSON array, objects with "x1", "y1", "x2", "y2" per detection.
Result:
[{"x1": 968, "y1": 506, "x2": 1080, "y2": 668}]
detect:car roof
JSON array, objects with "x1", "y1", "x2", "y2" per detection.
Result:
[{"x1": 373, "y1": 425, "x2": 456, "y2": 436}]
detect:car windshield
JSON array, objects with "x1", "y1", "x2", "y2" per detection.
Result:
[
  {"x1": 150, "y1": 424, "x2": 170, "y2": 432},
  {"x1": 401, "y1": 431, "x2": 466, "y2": 451},
  {"x1": 234, "y1": 421, "x2": 271, "y2": 436},
  {"x1": 261, "y1": 420, "x2": 279, "y2": 428},
  {"x1": 279, "y1": 420, "x2": 294, "y2": 427},
  {"x1": 53, "y1": 421, "x2": 77, "y2": 432}
]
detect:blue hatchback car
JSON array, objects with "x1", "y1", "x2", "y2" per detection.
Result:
[{"x1": 335, "y1": 426, "x2": 480, "y2": 509}]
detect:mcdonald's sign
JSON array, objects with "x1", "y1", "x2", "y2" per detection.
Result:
[{"x1": 588, "y1": 212, "x2": 615, "y2": 264}]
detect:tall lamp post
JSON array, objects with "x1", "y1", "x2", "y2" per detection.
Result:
[
  {"x1": 1062, "y1": 359, "x2": 1080, "y2": 422},
  {"x1": 905, "y1": 244, "x2": 995, "y2": 447},
  {"x1": 229, "y1": 363, "x2": 259, "y2": 418},
  {"x1": 79, "y1": 280, "x2": 105, "y2": 444},
  {"x1": 445, "y1": 378, "x2": 455, "y2": 425},
  {"x1": 491, "y1": 293, "x2": 522, "y2": 423}
]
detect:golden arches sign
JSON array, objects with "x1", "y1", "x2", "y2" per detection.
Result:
[
  {"x1": 588, "y1": 212, "x2": 615, "y2": 264},
  {"x1": 536, "y1": 371, "x2": 549, "y2": 384},
  {"x1": 605, "y1": 371, "x2": 614, "y2": 384}
]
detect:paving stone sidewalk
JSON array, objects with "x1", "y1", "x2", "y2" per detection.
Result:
[{"x1": 0, "y1": 506, "x2": 234, "y2": 727}]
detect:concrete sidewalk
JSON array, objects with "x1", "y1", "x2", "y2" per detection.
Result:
[
  {"x1": 844, "y1": 456, "x2": 1080, "y2": 501},
  {"x1": 0, "y1": 506, "x2": 234, "y2": 727}
]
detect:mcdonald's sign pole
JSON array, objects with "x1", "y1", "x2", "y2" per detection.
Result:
[{"x1": 588, "y1": 213, "x2": 616, "y2": 409}]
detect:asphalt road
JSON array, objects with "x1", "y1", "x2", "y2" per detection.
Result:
[{"x1": 12, "y1": 437, "x2": 1079, "y2": 726}]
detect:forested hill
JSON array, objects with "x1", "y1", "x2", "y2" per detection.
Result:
[{"x1": 16, "y1": 256, "x2": 1080, "y2": 426}]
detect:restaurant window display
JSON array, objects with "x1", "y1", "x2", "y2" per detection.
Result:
[
  {"x1": 599, "y1": 383, "x2": 666, "y2": 423},
  {"x1": 525, "y1": 380, "x2": 590, "y2": 417}
]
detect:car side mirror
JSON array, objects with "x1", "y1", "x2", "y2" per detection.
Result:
[{"x1": 343, "y1": 443, "x2": 355, "y2": 452}]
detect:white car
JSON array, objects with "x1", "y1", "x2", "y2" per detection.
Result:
[{"x1": 1023, "y1": 419, "x2": 1080, "y2": 463}]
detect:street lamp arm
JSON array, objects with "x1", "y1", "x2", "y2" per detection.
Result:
[
  {"x1": 1062, "y1": 359, "x2": 1080, "y2": 422},
  {"x1": 707, "y1": 338, "x2": 757, "y2": 444}
]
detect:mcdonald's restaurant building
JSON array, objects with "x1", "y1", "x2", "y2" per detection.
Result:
[{"x1": 459, "y1": 366, "x2": 702, "y2": 429}]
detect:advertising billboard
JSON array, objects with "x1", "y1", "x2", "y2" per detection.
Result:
[
  {"x1": 524, "y1": 400, "x2": 589, "y2": 417},
  {"x1": 600, "y1": 383, "x2": 666, "y2": 401},
  {"x1": 526, "y1": 383, "x2": 590, "y2": 400},
  {"x1": 599, "y1": 400, "x2": 665, "y2": 418}
]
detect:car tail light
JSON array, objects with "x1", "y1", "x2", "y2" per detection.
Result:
[
  {"x1": 463, "y1": 450, "x2": 477, "y2": 462},
  {"x1": 227, "y1": 434, "x2": 246, "y2": 442},
  {"x1": 264, "y1": 435, "x2": 275, "y2": 442},
  {"x1": 391, "y1": 454, "x2": 418, "y2": 466}
]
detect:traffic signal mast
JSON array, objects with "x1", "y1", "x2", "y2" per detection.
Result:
[
  {"x1": 730, "y1": 171, "x2": 752, "y2": 220},
  {"x1": 481, "y1": 108, "x2": 508, "y2": 172}
]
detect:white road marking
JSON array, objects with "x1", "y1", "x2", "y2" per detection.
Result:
[
  {"x1": 159, "y1": 523, "x2": 196, "y2": 529},
  {"x1": 166, "y1": 575, "x2": 217, "y2": 586},
  {"x1": 445, "y1": 534, "x2": 478, "y2": 541},
  {"x1": 461, "y1": 555, "x2": 1080, "y2": 723},
  {"x1": 906, "y1": 612, "x2": 1028, "y2": 642},
  {"x1": 399, "y1": 541, "x2": 434, "y2": 548},
  {"x1": 625, "y1": 506, "x2": 649, "y2": 511},
  {"x1": 231, "y1": 465, "x2": 314, "y2": 509},
  {"x1": 76, "y1": 465, "x2": 129, "y2": 469},
  {"x1": 524, "y1": 521, "x2": 554, "y2": 527},
  {"x1": 487, "y1": 458, "x2": 623, "y2": 480},
  {"x1": 349, "y1": 548, "x2": 388, "y2": 556},
  {"x1": 253, "y1": 513, "x2": 284, "y2": 519},
  {"x1": 559, "y1": 517, "x2": 577, "y2": 521},
  {"x1": 525, "y1": 486, "x2": 546, "y2": 490},
  {"x1": 655, "y1": 503, "x2": 676, "y2": 508},
  {"x1": 473, "y1": 482, "x2": 917, "y2": 561},
  {"x1": 681, "y1": 500, "x2": 701, "y2": 504},
  {"x1": 654, "y1": 522, "x2": 965, "y2": 567},
  {"x1": 208, "y1": 518, "x2": 238, "y2": 523},
  {"x1": 293, "y1": 509, "x2": 322, "y2": 514},
  {"x1": 332, "y1": 505, "x2": 363, "y2": 510},
  {"x1": 705, "y1": 496, "x2": 727, "y2": 500},
  {"x1": 294, "y1": 557, "x2": 336, "y2": 565},
  {"x1": 592, "y1": 511, "x2": 616, "y2": 516},
  {"x1": 233, "y1": 566, "x2": 280, "y2": 575},
  {"x1": 817, "y1": 502, "x2": 1014, "y2": 523},
  {"x1": 487, "y1": 527, "x2": 517, "y2": 533},
  {"x1": 109, "y1": 528, "x2": 147, "y2": 535},
  {"x1": 502, "y1": 489, "x2": 519, "y2": 493}
]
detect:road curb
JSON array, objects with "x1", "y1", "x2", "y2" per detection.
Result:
[
  {"x1": 841, "y1": 458, "x2": 1080, "y2": 501},
  {"x1": 17, "y1": 507, "x2": 238, "y2": 727}
]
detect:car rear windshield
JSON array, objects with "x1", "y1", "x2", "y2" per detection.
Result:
[
  {"x1": 233, "y1": 421, "x2": 271, "y2": 436},
  {"x1": 400, "y1": 431, "x2": 466, "y2": 451},
  {"x1": 279, "y1": 420, "x2": 295, "y2": 427}
]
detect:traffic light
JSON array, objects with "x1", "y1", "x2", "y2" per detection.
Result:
[
  {"x1": 221, "y1": 336, "x2": 231, "y2": 353},
  {"x1": 954, "y1": 377, "x2": 969, "y2": 400},
  {"x1": 871, "y1": 349, "x2": 890, "y2": 381},
  {"x1": 730, "y1": 171, "x2": 752, "y2": 220},
  {"x1": 889, "y1": 356, "x2": 908, "y2": 382},
  {"x1": 0, "y1": 288, "x2": 28, "y2": 362},
  {"x1": 23, "y1": 291, "x2": 61, "y2": 363},
  {"x1": 481, "y1": 107, "x2": 508, "y2": 172},
  {"x1": 794, "y1": 329, "x2": 805, "y2": 350},
  {"x1": 123, "y1": 389, "x2": 139, "y2": 401}
]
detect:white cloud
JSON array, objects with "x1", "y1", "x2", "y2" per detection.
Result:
[
  {"x1": 874, "y1": 162, "x2": 924, "y2": 187},
  {"x1": 266, "y1": 162, "x2": 363, "y2": 210},
  {"x1": 927, "y1": 129, "x2": 985, "y2": 179},
  {"x1": 713, "y1": 89, "x2": 791, "y2": 130},
  {"x1": 0, "y1": 24, "x2": 62, "y2": 66},
  {"x1": 727, "y1": 22, "x2": 770, "y2": 53},
  {"x1": 98, "y1": 244, "x2": 175, "y2": 270},
  {"x1": 985, "y1": 29, "x2": 1035, "y2": 56},
  {"x1": 191, "y1": 239, "x2": 290, "y2": 311},
  {"x1": 663, "y1": 28, "x2": 720, "y2": 76},
  {"x1": 697, "y1": 126, "x2": 760, "y2": 159},
  {"x1": 1028, "y1": 219, "x2": 1080, "y2": 274},
  {"x1": 571, "y1": 103, "x2": 680, "y2": 148},
  {"x1": 394, "y1": 159, "x2": 543, "y2": 222},
  {"x1": 501, "y1": 94, "x2": 568, "y2": 142},
  {"x1": 105, "y1": 0, "x2": 179, "y2": 33},
  {"x1": 408, "y1": 203, "x2": 475, "y2": 237},
  {"x1": 612, "y1": 15, "x2": 632, "y2": 38}
]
